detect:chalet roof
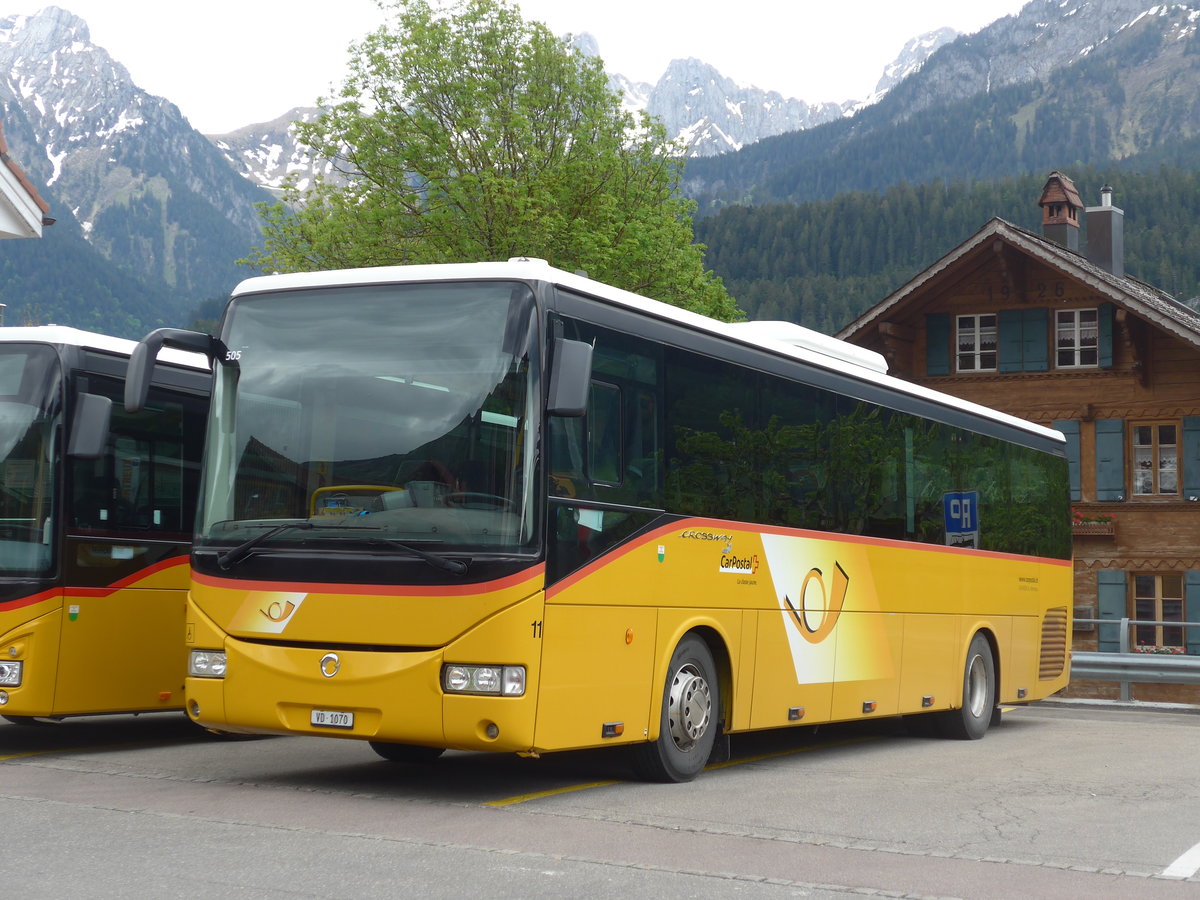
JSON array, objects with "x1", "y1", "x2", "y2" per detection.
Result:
[
  {"x1": 0, "y1": 118, "x2": 50, "y2": 239},
  {"x1": 834, "y1": 217, "x2": 1200, "y2": 352}
]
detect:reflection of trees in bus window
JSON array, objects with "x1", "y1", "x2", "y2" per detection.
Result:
[
  {"x1": 72, "y1": 377, "x2": 204, "y2": 537},
  {"x1": 588, "y1": 382, "x2": 622, "y2": 484}
]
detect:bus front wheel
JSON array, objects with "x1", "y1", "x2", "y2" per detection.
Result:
[
  {"x1": 368, "y1": 741, "x2": 445, "y2": 763},
  {"x1": 631, "y1": 634, "x2": 718, "y2": 783},
  {"x1": 940, "y1": 633, "x2": 996, "y2": 740}
]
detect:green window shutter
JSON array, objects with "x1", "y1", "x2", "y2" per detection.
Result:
[
  {"x1": 1095, "y1": 419, "x2": 1126, "y2": 501},
  {"x1": 1183, "y1": 417, "x2": 1200, "y2": 499},
  {"x1": 1096, "y1": 570, "x2": 1127, "y2": 653},
  {"x1": 1021, "y1": 307, "x2": 1048, "y2": 372},
  {"x1": 1053, "y1": 420, "x2": 1081, "y2": 501},
  {"x1": 1187, "y1": 572, "x2": 1200, "y2": 655},
  {"x1": 926, "y1": 314, "x2": 950, "y2": 376},
  {"x1": 1098, "y1": 303, "x2": 1114, "y2": 369},
  {"x1": 998, "y1": 309, "x2": 1023, "y2": 373}
]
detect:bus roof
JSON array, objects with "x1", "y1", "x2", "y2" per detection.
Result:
[
  {"x1": 232, "y1": 260, "x2": 1064, "y2": 445},
  {"x1": 0, "y1": 325, "x2": 209, "y2": 371}
]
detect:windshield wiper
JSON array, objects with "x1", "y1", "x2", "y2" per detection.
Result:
[
  {"x1": 217, "y1": 522, "x2": 314, "y2": 570},
  {"x1": 214, "y1": 522, "x2": 468, "y2": 575},
  {"x1": 362, "y1": 536, "x2": 469, "y2": 575}
]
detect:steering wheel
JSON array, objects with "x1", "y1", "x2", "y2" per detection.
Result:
[{"x1": 445, "y1": 492, "x2": 512, "y2": 511}]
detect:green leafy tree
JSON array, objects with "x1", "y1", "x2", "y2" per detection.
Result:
[{"x1": 247, "y1": 0, "x2": 738, "y2": 320}]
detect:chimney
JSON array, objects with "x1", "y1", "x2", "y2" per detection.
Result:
[
  {"x1": 1038, "y1": 171, "x2": 1082, "y2": 251},
  {"x1": 1086, "y1": 184, "x2": 1124, "y2": 278}
]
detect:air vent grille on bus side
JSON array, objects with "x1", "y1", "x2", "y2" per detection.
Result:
[{"x1": 1039, "y1": 607, "x2": 1069, "y2": 680}]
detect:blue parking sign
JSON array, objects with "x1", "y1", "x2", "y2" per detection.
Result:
[{"x1": 943, "y1": 491, "x2": 979, "y2": 548}]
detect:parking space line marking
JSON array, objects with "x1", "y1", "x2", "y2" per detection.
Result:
[
  {"x1": 0, "y1": 746, "x2": 93, "y2": 762},
  {"x1": 488, "y1": 734, "x2": 880, "y2": 807},
  {"x1": 0, "y1": 738, "x2": 186, "y2": 762},
  {"x1": 706, "y1": 734, "x2": 879, "y2": 770},
  {"x1": 486, "y1": 780, "x2": 622, "y2": 807},
  {"x1": 1163, "y1": 840, "x2": 1200, "y2": 879}
]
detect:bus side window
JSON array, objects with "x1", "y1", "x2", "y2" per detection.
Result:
[
  {"x1": 588, "y1": 382, "x2": 621, "y2": 485},
  {"x1": 548, "y1": 415, "x2": 586, "y2": 499}
]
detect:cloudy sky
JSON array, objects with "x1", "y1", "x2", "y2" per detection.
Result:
[{"x1": 23, "y1": 0, "x2": 1029, "y2": 134}]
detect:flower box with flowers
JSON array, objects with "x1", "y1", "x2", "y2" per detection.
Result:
[
  {"x1": 1132, "y1": 645, "x2": 1186, "y2": 655},
  {"x1": 1071, "y1": 510, "x2": 1115, "y2": 535}
]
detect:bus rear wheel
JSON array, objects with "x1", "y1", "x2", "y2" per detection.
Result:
[
  {"x1": 939, "y1": 633, "x2": 996, "y2": 740},
  {"x1": 631, "y1": 634, "x2": 718, "y2": 783},
  {"x1": 368, "y1": 741, "x2": 444, "y2": 763}
]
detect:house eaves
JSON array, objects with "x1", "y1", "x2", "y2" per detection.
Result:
[
  {"x1": 0, "y1": 119, "x2": 50, "y2": 240},
  {"x1": 835, "y1": 217, "x2": 1200, "y2": 352}
]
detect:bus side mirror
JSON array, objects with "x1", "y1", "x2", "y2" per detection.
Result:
[
  {"x1": 125, "y1": 328, "x2": 218, "y2": 413},
  {"x1": 546, "y1": 338, "x2": 593, "y2": 417},
  {"x1": 67, "y1": 391, "x2": 112, "y2": 459}
]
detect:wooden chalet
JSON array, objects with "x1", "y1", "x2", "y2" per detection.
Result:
[{"x1": 836, "y1": 172, "x2": 1200, "y2": 703}]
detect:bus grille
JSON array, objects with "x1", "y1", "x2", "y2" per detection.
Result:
[{"x1": 1039, "y1": 607, "x2": 1069, "y2": 680}]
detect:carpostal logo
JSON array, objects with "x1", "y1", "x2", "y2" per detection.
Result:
[{"x1": 720, "y1": 552, "x2": 759, "y2": 575}]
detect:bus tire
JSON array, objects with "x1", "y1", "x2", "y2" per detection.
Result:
[
  {"x1": 939, "y1": 633, "x2": 996, "y2": 741},
  {"x1": 368, "y1": 741, "x2": 444, "y2": 763},
  {"x1": 631, "y1": 634, "x2": 718, "y2": 783}
]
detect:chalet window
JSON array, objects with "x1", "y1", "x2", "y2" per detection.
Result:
[
  {"x1": 1056, "y1": 308, "x2": 1099, "y2": 368},
  {"x1": 1132, "y1": 422, "x2": 1178, "y2": 496},
  {"x1": 955, "y1": 314, "x2": 997, "y2": 372},
  {"x1": 1133, "y1": 573, "x2": 1185, "y2": 649}
]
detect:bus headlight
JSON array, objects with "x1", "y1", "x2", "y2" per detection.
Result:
[
  {"x1": 442, "y1": 664, "x2": 524, "y2": 696},
  {"x1": 0, "y1": 661, "x2": 22, "y2": 687},
  {"x1": 188, "y1": 650, "x2": 227, "y2": 678}
]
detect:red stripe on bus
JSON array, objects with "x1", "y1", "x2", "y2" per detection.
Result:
[
  {"x1": 192, "y1": 563, "x2": 547, "y2": 597},
  {"x1": 69, "y1": 556, "x2": 191, "y2": 598},
  {"x1": 546, "y1": 516, "x2": 1072, "y2": 599},
  {"x1": 0, "y1": 586, "x2": 62, "y2": 611}
]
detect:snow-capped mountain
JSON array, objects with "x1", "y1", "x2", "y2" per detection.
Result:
[
  {"x1": 0, "y1": 6, "x2": 268, "y2": 305},
  {"x1": 207, "y1": 28, "x2": 953, "y2": 195},
  {"x1": 623, "y1": 57, "x2": 852, "y2": 157},
  {"x1": 868, "y1": 28, "x2": 960, "y2": 102},
  {"x1": 209, "y1": 106, "x2": 328, "y2": 197}
]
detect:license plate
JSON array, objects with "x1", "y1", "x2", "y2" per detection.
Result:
[{"x1": 310, "y1": 708, "x2": 354, "y2": 729}]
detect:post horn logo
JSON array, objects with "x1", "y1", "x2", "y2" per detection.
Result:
[
  {"x1": 320, "y1": 653, "x2": 341, "y2": 678},
  {"x1": 261, "y1": 600, "x2": 296, "y2": 623},
  {"x1": 783, "y1": 562, "x2": 849, "y2": 644}
]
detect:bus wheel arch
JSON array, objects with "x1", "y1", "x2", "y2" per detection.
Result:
[
  {"x1": 631, "y1": 629, "x2": 728, "y2": 782},
  {"x1": 940, "y1": 630, "x2": 998, "y2": 740}
]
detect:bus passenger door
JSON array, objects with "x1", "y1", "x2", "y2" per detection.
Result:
[{"x1": 55, "y1": 378, "x2": 203, "y2": 715}]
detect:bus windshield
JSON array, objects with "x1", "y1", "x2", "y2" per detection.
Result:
[
  {"x1": 196, "y1": 280, "x2": 540, "y2": 563},
  {"x1": 0, "y1": 344, "x2": 61, "y2": 576}
]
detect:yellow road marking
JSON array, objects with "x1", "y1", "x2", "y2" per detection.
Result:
[
  {"x1": 486, "y1": 779, "x2": 623, "y2": 807},
  {"x1": 0, "y1": 737, "x2": 191, "y2": 762},
  {"x1": 706, "y1": 734, "x2": 879, "y2": 770},
  {"x1": 488, "y1": 733, "x2": 881, "y2": 806},
  {"x1": 0, "y1": 746, "x2": 96, "y2": 762}
]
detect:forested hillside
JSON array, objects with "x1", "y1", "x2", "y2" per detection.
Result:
[
  {"x1": 697, "y1": 166, "x2": 1200, "y2": 333},
  {"x1": 685, "y1": 19, "x2": 1200, "y2": 213},
  {"x1": 0, "y1": 209, "x2": 181, "y2": 334}
]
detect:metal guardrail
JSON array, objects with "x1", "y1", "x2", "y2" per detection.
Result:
[{"x1": 1072, "y1": 618, "x2": 1200, "y2": 700}]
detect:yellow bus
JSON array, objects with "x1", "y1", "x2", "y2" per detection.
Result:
[
  {"x1": 0, "y1": 327, "x2": 208, "y2": 723},
  {"x1": 127, "y1": 261, "x2": 1071, "y2": 781}
]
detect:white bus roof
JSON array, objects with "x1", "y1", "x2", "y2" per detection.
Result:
[
  {"x1": 232, "y1": 260, "x2": 1064, "y2": 445},
  {"x1": 0, "y1": 325, "x2": 209, "y2": 371}
]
